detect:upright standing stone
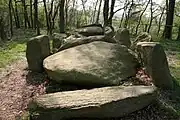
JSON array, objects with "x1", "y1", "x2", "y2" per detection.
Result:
[
  {"x1": 131, "y1": 32, "x2": 152, "y2": 50},
  {"x1": 137, "y1": 42, "x2": 174, "y2": 89},
  {"x1": 26, "y1": 35, "x2": 50, "y2": 72},
  {"x1": 114, "y1": 28, "x2": 131, "y2": 47}
]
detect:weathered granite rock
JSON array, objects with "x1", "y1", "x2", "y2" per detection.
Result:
[
  {"x1": 114, "y1": 28, "x2": 131, "y2": 47},
  {"x1": 29, "y1": 86, "x2": 157, "y2": 119},
  {"x1": 104, "y1": 26, "x2": 116, "y2": 43},
  {"x1": 26, "y1": 35, "x2": 50, "y2": 72},
  {"x1": 105, "y1": 26, "x2": 115, "y2": 38},
  {"x1": 75, "y1": 24, "x2": 104, "y2": 36},
  {"x1": 58, "y1": 35, "x2": 115, "y2": 51},
  {"x1": 52, "y1": 33, "x2": 67, "y2": 52},
  {"x1": 44, "y1": 41, "x2": 138, "y2": 86},
  {"x1": 131, "y1": 32, "x2": 152, "y2": 50},
  {"x1": 137, "y1": 42, "x2": 174, "y2": 89}
]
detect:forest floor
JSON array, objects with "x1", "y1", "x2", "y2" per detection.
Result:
[{"x1": 0, "y1": 29, "x2": 180, "y2": 120}]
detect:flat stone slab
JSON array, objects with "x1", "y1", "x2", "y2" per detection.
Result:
[
  {"x1": 43, "y1": 41, "x2": 138, "y2": 86},
  {"x1": 29, "y1": 86, "x2": 157, "y2": 119}
]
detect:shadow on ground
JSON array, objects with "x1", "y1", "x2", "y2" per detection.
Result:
[{"x1": 25, "y1": 71, "x2": 96, "y2": 94}]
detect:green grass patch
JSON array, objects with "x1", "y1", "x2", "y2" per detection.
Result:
[
  {"x1": 0, "y1": 29, "x2": 48, "y2": 68},
  {"x1": 0, "y1": 29, "x2": 38, "y2": 68},
  {"x1": 0, "y1": 41, "x2": 26, "y2": 68}
]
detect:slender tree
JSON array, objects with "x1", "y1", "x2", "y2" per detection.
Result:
[
  {"x1": 65, "y1": 0, "x2": 71, "y2": 27},
  {"x1": 157, "y1": 7, "x2": 165, "y2": 36},
  {"x1": 43, "y1": 0, "x2": 50, "y2": 33},
  {"x1": 0, "y1": 17, "x2": 7, "y2": 40},
  {"x1": 59, "y1": 0, "x2": 65, "y2": 33},
  {"x1": 92, "y1": 0, "x2": 98, "y2": 23},
  {"x1": 103, "y1": 0, "x2": 109, "y2": 26},
  {"x1": 21, "y1": 0, "x2": 30, "y2": 28},
  {"x1": 9, "y1": 0, "x2": 13, "y2": 36},
  {"x1": 30, "y1": 0, "x2": 33, "y2": 28},
  {"x1": 163, "y1": 0, "x2": 176, "y2": 39},
  {"x1": 52, "y1": 3, "x2": 60, "y2": 29},
  {"x1": 96, "y1": 0, "x2": 102, "y2": 23},
  {"x1": 124, "y1": 0, "x2": 133, "y2": 28},
  {"x1": 81, "y1": 0, "x2": 87, "y2": 24},
  {"x1": 108, "y1": 0, "x2": 116, "y2": 26},
  {"x1": 147, "y1": 0, "x2": 153, "y2": 33},
  {"x1": 135, "y1": 0, "x2": 150, "y2": 34},
  {"x1": 119, "y1": 0, "x2": 128, "y2": 28},
  {"x1": 34, "y1": 0, "x2": 40, "y2": 35},
  {"x1": 176, "y1": 26, "x2": 180, "y2": 40},
  {"x1": 14, "y1": 0, "x2": 20, "y2": 28}
]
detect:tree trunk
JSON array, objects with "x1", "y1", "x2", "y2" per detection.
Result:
[
  {"x1": 72, "y1": 0, "x2": 76, "y2": 27},
  {"x1": 21, "y1": 0, "x2": 30, "y2": 28},
  {"x1": 43, "y1": 0, "x2": 50, "y2": 34},
  {"x1": 147, "y1": 0, "x2": 153, "y2": 33},
  {"x1": 95, "y1": 0, "x2": 102, "y2": 24},
  {"x1": 157, "y1": 7, "x2": 165, "y2": 36},
  {"x1": 163, "y1": 0, "x2": 176, "y2": 39},
  {"x1": 124, "y1": 0, "x2": 133, "y2": 28},
  {"x1": 103, "y1": 0, "x2": 109, "y2": 27},
  {"x1": 59, "y1": 0, "x2": 65, "y2": 33},
  {"x1": 135, "y1": 0, "x2": 150, "y2": 34},
  {"x1": 9, "y1": 0, "x2": 13, "y2": 36},
  {"x1": 30, "y1": 0, "x2": 33, "y2": 28},
  {"x1": 92, "y1": 0, "x2": 98, "y2": 23},
  {"x1": 176, "y1": 26, "x2": 180, "y2": 40},
  {"x1": 52, "y1": 3, "x2": 60, "y2": 30},
  {"x1": 14, "y1": 0, "x2": 20, "y2": 28},
  {"x1": 0, "y1": 18, "x2": 7, "y2": 40},
  {"x1": 11, "y1": 1, "x2": 18, "y2": 28},
  {"x1": 162, "y1": 0, "x2": 169, "y2": 37},
  {"x1": 119, "y1": 12, "x2": 124, "y2": 28},
  {"x1": 65, "y1": 0, "x2": 70, "y2": 27},
  {"x1": 34, "y1": 0, "x2": 40, "y2": 35},
  {"x1": 108, "y1": 0, "x2": 116, "y2": 26},
  {"x1": 144, "y1": 24, "x2": 148, "y2": 32},
  {"x1": 81, "y1": 0, "x2": 87, "y2": 24}
]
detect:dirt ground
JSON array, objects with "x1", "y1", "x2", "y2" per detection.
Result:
[
  {"x1": 0, "y1": 59, "x2": 46, "y2": 120},
  {"x1": 0, "y1": 59, "x2": 179, "y2": 120}
]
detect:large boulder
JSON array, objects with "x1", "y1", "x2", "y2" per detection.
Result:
[
  {"x1": 137, "y1": 42, "x2": 174, "y2": 89},
  {"x1": 58, "y1": 35, "x2": 115, "y2": 51},
  {"x1": 26, "y1": 35, "x2": 50, "y2": 72},
  {"x1": 29, "y1": 86, "x2": 157, "y2": 119},
  {"x1": 104, "y1": 26, "x2": 116, "y2": 43},
  {"x1": 114, "y1": 28, "x2": 131, "y2": 47},
  {"x1": 44, "y1": 41, "x2": 138, "y2": 86},
  {"x1": 75, "y1": 24, "x2": 104, "y2": 36},
  {"x1": 105, "y1": 26, "x2": 115, "y2": 38},
  {"x1": 52, "y1": 33, "x2": 67, "y2": 52}
]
